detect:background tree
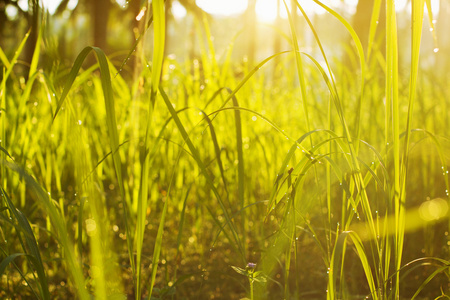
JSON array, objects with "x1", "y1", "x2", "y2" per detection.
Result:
[{"x1": 245, "y1": 0, "x2": 257, "y2": 64}]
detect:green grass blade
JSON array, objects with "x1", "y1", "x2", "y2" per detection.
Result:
[
  {"x1": 310, "y1": 0, "x2": 366, "y2": 147},
  {"x1": 0, "y1": 252, "x2": 26, "y2": 275},
  {"x1": 28, "y1": 24, "x2": 42, "y2": 80},
  {"x1": 3, "y1": 30, "x2": 30, "y2": 82},
  {"x1": 159, "y1": 86, "x2": 245, "y2": 260},
  {"x1": 366, "y1": 0, "x2": 383, "y2": 61},
  {"x1": 150, "y1": 0, "x2": 165, "y2": 102},
  {"x1": 0, "y1": 46, "x2": 10, "y2": 69},
  {"x1": 283, "y1": 0, "x2": 312, "y2": 144},
  {"x1": 2, "y1": 161, "x2": 89, "y2": 299},
  {"x1": 1, "y1": 187, "x2": 50, "y2": 299},
  {"x1": 147, "y1": 187, "x2": 169, "y2": 299},
  {"x1": 51, "y1": 46, "x2": 132, "y2": 281},
  {"x1": 232, "y1": 96, "x2": 246, "y2": 256},
  {"x1": 329, "y1": 231, "x2": 377, "y2": 300},
  {"x1": 136, "y1": 1, "x2": 165, "y2": 298}
]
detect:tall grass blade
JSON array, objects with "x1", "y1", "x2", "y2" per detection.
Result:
[
  {"x1": 136, "y1": 1, "x2": 165, "y2": 298},
  {"x1": 1, "y1": 187, "x2": 49, "y2": 300},
  {"x1": 159, "y1": 87, "x2": 245, "y2": 259},
  {"x1": 3, "y1": 30, "x2": 30, "y2": 82},
  {"x1": 2, "y1": 161, "x2": 89, "y2": 299},
  {"x1": 283, "y1": 0, "x2": 312, "y2": 144},
  {"x1": 51, "y1": 46, "x2": 132, "y2": 280},
  {"x1": 328, "y1": 231, "x2": 377, "y2": 300}
]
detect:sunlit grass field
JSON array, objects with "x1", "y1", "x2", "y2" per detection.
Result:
[{"x1": 1, "y1": 0, "x2": 449, "y2": 299}]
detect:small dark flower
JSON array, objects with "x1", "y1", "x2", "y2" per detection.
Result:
[{"x1": 246, "y1": 262, "x2": 256, "y2": 269}]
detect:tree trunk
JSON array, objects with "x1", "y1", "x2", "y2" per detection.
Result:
[
  {"x1": 345, "y1": 0, "x2": 386, "y2": 68},
  {"x1": 436, "y1": 0, "x2": 449, "y2": 74},
  {"x1": 273, "y1": 0, "x2": 282, "y2": 78},
  {"x1": 245, "y1": 0, "x2": 257, "y2": 64},
  {"x1": 24, "y1": 0, "x2": 39, "y2": 74},
  {"x1": 91, "y1": 0, "x2": 110, "y2": 52}
]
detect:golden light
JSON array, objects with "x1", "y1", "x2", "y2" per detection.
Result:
[{"x1": 196, "y1": 0, "x2": 324, "y2": 23}]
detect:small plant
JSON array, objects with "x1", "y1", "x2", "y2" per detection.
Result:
[{"x1": 231, "y1": 263, "x2": 267, "y2": 300}]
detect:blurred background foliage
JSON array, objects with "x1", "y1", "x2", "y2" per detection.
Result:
[{"x1": 0, "y1": 0, "x2": 448, "y2": 79}]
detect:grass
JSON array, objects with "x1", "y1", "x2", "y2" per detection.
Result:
[{"x1": 1, "y1": 0, "x2": 449, "y2": 299}]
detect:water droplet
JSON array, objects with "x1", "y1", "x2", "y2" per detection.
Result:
[
  {"x1": 434, "y1": 48, "x2": 439, "y2": 53},
  {"x1": 429, "y1": 28, "x2": 434, "y2": 32}
]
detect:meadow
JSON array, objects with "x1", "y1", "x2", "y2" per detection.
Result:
[{"x1": 1, "y1": 0, "x2": 449, "y2": 299}]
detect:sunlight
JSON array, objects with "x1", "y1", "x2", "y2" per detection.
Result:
[
  {"x1": 255, "y1": 0, "x2": 281, "y2": 23},
  {"x1": 196, "y1": 0, "x2": 327, "y2": 23},
  {"x1": 196, "y1": 0, "x2": 248, "y2": 16},
  {"x1": 41, "y1": 0, "x2": 62, "y2": 14}
]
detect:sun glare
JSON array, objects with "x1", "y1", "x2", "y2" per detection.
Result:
[
  {"x1": 195, "y1": 0, "x2": 327, "y2": 23},
  {"x1": 196, "y1": 0, "x2": 248, "y2": 16},
  {"x1": 255, "y1": 0, "x2": 279, "y2": 23}
]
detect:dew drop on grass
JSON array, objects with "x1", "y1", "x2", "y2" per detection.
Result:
[{"x1": 434, "y1": 48, "x2": 439, "y2": 53}]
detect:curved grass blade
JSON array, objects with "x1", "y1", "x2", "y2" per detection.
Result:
[
  {"x1": 1, "y1": 187, "x2": 50, "y2": 300},
  {"x1": 3, "y1": 160, "x2": 89, "y2": 299},
  {"x1": 0, "y1": 46, "x2": 10, "y2": 69},
  {"x1": 0, "y1": 146, "x2": 12, "y2": 160},
  {"x1": 309, "y1": 0, "x2": 366, "y2": 147},
  {"x1": 199, "y1": 110, "x2": 229, "y2": 196},
  {"x1": 3, "y1": 30, "x2": 30, "y2": 82},
  {"x1": 283, "y1": 0, "x2": 312, "y2": 145},
  {"x1": 0, "y1": 251, "x2": 40, "y2": 298},
  {"x1": 136, "y1": 1, "x2": 165, "y2": 298},
  {"x1": 328, "y1": 231, "x2": 377, "y2": 300},
  {"x1": 0, "y1": 252, "x2": 26, "y2": 276},
  {"x1": 231, "y1": 96, "x2": 246, "y2": 255},
  {"x1": 159, "y1": 86, "x2": 245, "y2": 261},
  {"x1": 51, "y1": 46, "x2": 132, "y2": 281}
]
